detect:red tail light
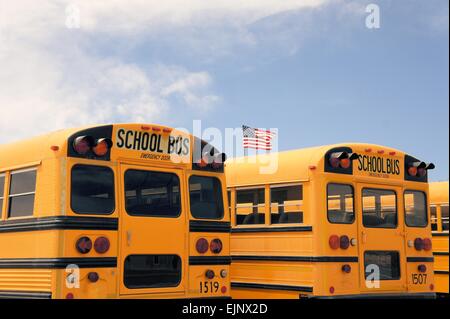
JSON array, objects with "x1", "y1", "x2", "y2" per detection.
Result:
[
  {"x1": 73, "y1": 136, "x2": 94, "y2": 155},
  {"x1": 329, "y1": 235, "x2": 340, "y2": 249},
  {"x1": 414, "y1": 238, "x2": 424, "y2": 251},
  {"x1": 196, "y1": 238, "x2": 209, "y2": 254},
  {"x1": 92, "y1": 138, "x2": 112, "y2": 156},
  {"x1": 76, "y1": 236, "x2": 92, "y2": 254},
  {"x1": 423, "y1": 238, "x2": 432, "y2": 251},
  {"x1": 66, "y1": 293, "x2": 74, "y2": 299},
  {"x1": 94, "y1": 237, "x2": 110, "y2": 254},
  {"x1": 210, "y1": 238, "x2": 223, "y2": 254}
]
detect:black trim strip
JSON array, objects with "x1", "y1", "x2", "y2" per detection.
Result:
[
  {"x1": 0, "y1": 216, "x2": 118, "y2": 233},
  {"x1": 432, "y1": 232, "x2": 449, "y2": 237},
  {"x1": 231, "y1": 255, "x2": 358, "y2": 262},
  {"x1": 231, "y1": 226, "x2": 312, "y2": 233},
  {"x1": 0, "y1": 290, "x2": 52, "y2": 299},
  {"x1": 231, "y1": 282, "x2": 313, "y2": 293},
  {"x1": 406, "y1": 257, "x2": 434, "y2": 263},
  {"x1": 189, "y1": 256, "x2": 231, "y2": 265},
  {"x1": 433, "y1": 251, "x2": 449, "y2": 256},
  {"x1": 189, "y1": 221, "x2": 231, "y2": 233},
  {"x1": 434, "y1": 270, "x2": 449, "y2": 275},
  {"x1": 0, "y1": 257, "x2": 117, "y2": 269}
]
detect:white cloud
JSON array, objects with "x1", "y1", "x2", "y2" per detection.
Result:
[{"x1": 0, "y1": 0, "x2": 330, "y2": 143}]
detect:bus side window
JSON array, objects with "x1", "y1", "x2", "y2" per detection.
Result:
[
  {"x1": 0, "y1": 174, "x2": 4, "y2": 216},
  {"x1": 327, "y1": 184, "x2": 354, "y2": 224},
  {"x1": 270, "y1": 185, "x2": 303, "y2": 224},
  {"x1": 442, "y1": 204, "x2": 449, "y2": 231},
  {"x1": 430, "y1": 206, "x2": 438, "y2": 231},
  {"x1": 8, "y1": 169, "x2": 37, "y2": 218},
  {"x1": 236, "y1": 188, "x2": 265, "y2": 225}
]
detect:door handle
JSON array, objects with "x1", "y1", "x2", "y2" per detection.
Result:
[
  {"x1": 361, "y1": 231, "x2": 367, "y2": 244},
  {"x1": 127, "y1": 230, "x2": 132, "y2": 246}
]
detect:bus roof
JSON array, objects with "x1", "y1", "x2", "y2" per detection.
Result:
[
  {"x1": 429, "y1": 181, "x2": 449, "y2": 205},
  {"x1": 225, "y1": 143, "x2": 409, "y2": 187},
  {"x1": 0, "y1": 123, "x2": 192, "y2": 170}
]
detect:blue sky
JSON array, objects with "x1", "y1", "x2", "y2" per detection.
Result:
[{"x1": 0, "y1": 0, "x2": 448, "y2": 180}]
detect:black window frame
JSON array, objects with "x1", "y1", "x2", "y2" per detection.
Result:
[
  {"x1": 7, "y1": 168, "x2": 37, "y2": 219},
  {"x1": 0, "y1": 173, "x2": 5, "y2": 215},
  {"x1": 430, "y1": 205, "x2": 438, "y2": 231},
  {"x1": 362, "y1": 188, "x2": 398, "y2": 229},
  {"x1": 441, "y1": 204, "x2": 449, "y2": 231},
  {"x1": 188, "y1": 175, "x2": 224, "y2": 220},
  {"x1": 270, "y1": 184, "x2": 304, "y2": 225},
  {"x1": 403, "y1": 190, "x2": 428, "y2": 228},
  {"x1": 124, "y1": 169, "x2": 182, "y2": 218},
  {"x1": 364, "y1": 250, "x2": 401, "y2": 281},
  {"x1": 235, "y1": 187, "x2": 266, "y2": 226},
  {"x1": 326, "y1": 183, "x2": 355, "y2": 224},
  {"x1": 70, "y1": 164, "x2": 115, "y2": 215},
  {"x1": 123, "y1": 254, "x2": 182, "y2": 289}
]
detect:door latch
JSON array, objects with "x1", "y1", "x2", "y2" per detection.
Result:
[{"x1": 126, "y1": 230, "x2": 132, "y2": 246}]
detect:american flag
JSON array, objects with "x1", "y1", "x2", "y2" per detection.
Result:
[{"x1": 242, "y1": 125, "x2": 275, "y2": 150}]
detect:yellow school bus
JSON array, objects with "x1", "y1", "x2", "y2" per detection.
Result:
[
  {"x1": 0, "y1": 123, "x2": 230, "y2": 299},
  {"x1": 226, "y1": 143, "x2": 436, "y2": 298},
  {"x1": 429, "y1": 181, "x2": 449, "y2": 295}
]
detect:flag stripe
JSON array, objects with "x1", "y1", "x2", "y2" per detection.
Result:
[{"x1": 242, "y1": 125, "x2": 274, "y2": 150}]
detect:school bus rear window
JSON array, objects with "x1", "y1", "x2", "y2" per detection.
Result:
[
  {"x1": 125, "y1": 170, "x2": 181, "y2": 217},
  {"x1": 189, "y1": 176, "x2": 224, "y2": 219},
  {"x1": 404, "y1": 190, "x2": 427, "y2": 227},
  {"x1": 124, "y1": 255, "x2": 182, "y2": 289},
  {"x1": 327, "y1": 184, "x2": 354, "y2": 224},
  {"x1": 364, "y1": 251, "x2": 401, "y2": 281},
  {"x1": 362, "y1": 188, "x2": 397, "y2": 228},
  {"x1": 71, "y1": 165, "x2": 115, "y2": 215},
  {"x1": 8, "y1": 169, "x2": 36, "y2": 218}
]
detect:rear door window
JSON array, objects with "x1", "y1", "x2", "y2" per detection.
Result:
[
  {"x1": 124, "y1": 170, "x2": 181, "y2": 217},
  {"x1": 364, "y1": 251, "x2": 400, "y2": 280},
  {"x1": 362, "y1": 188, "x2": 397, "y2": 228},
  {"x1": 124, "y1": 255, "x2": 181, "y2": 289}
]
